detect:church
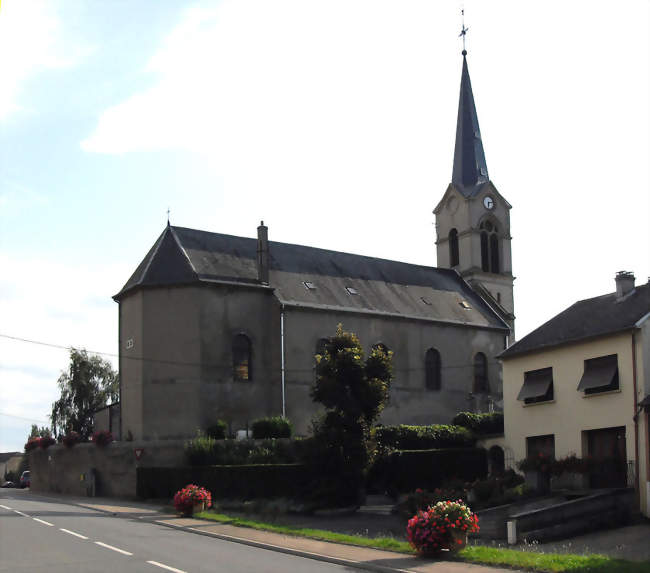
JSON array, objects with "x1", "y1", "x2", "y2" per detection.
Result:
[{"x1": 113, "y1": 49, "x2": 515, "y2": 440}]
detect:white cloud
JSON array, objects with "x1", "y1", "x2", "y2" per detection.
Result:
[{"x1": 0, "y1": 0, "x2": 87, "y2": 120}]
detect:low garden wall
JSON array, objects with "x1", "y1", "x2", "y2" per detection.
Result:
[
  {"x1": 29, "y1": 440, "x2": 186, "y2": 499},
  {"x1": 137, "y1": 464, "x2": 311, "y2": 500}
]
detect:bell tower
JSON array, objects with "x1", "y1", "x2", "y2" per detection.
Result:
[{"x1": 434, "y1": 47, "x2": 515, "y2": 338}]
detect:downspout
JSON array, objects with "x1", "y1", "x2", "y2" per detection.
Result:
[
  {"x1": 632, "y1": 331, "x2": 640, "y2": 500},
  {"x1": 280, "y1": 304, "x2": 286, "y2": 418}
]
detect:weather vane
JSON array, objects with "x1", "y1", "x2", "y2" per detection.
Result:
[{"x1": 459, "y1": 8, "x2": 468, "y2": 55}]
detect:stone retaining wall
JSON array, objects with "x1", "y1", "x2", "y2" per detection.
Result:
[{"x1": 29, "y1": 440, "x2": 186, "y2": 499}]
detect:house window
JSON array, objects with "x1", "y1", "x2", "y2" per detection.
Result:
[
  {"x1": 480, "y1": 221, "x2": 500, "y2": 273},
  {"x1": 449, "y1": 228, "x2": 459, "y2": 267},
  {"x1": 425, "y1": 348, "x2": 441, "y2": 391},
  {"x1": 577, "y1": 354, "x2": 619, "y2": 394},
  {"x1": 473, "y1": 352, "x2": 488, "y2": 393},
  {"x1": 526, "y1": 434, "x2": 555, "y2": 459},
  {"x1": 517, "y1": 367, "x2": 554, "y2": 404},
  {"x1": 232, "y1": 334, "x2": 252, "y2": 381}
]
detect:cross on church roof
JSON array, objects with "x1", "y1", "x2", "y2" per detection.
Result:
[{"x1": 459, "y1": 9, "x2": 469, "y2": 55}]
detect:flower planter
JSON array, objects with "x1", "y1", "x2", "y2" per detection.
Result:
[
  {"x1": 524, "y1": 470, "x2": 550, "y2": 493},
  {"x1": 449, "y1": 529, "x2": 467, "y2": 551},
  {"x1": 181, "y1": 502, "x2": 205, "y2": 517},
  {"x1": 551, "y1": 472, "x2": 589, "y2": 491}
]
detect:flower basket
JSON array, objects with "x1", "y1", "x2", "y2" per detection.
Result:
[
  {"x1": 173, "y1": 484, "x2": 212, "y2": 517},
  {"x1": 62, "y1": 431, "x2": 81, "y2": 448},
  {"x1": 91, "y1": 430, "x2": 113, "y2": 447},
  {"x1": 406, "y1": 500, "x2": 479, "y2": 556}
]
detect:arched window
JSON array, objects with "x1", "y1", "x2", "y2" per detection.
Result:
[
  {"x1": 425, "y1": 348, "x2": 441, "y2": 391},
  {"x1": 232, "y1": 334, "x2": 252, "y2": 381},
  {"x1": 448, "y1": 229, "x2": 459, "y2": 267},
  {"x1": 479, "y1": 220, "x2": 500, "y2": 273},
  {"x1": 372, "y1": 343, "x2": 389, "y2": 356},
  {"x1": 315, "y1": 338, "x2": 329, "y2": 358},
  {"x1": 473, "y1": 352, "x2": 488, "y2": 393}
]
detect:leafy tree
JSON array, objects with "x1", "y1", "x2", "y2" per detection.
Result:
[
  {"x1": 28, "y1": 424, "x2": 52, "y2": 439},
  {"x1": 308, "y1": 324, "x2": 393, "y2": 506},
  {"x1": 50, "y1": 348, "x2": 118, "y2": 439}
]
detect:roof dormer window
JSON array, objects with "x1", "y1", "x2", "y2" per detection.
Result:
[
  {"x1": 303, "y1": 281, "x2": 316, "y2": 290},
  {"x1": 345, "y1": 286, "x2": 359, "y2": 296}
]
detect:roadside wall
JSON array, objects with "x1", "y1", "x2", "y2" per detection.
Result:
[{"x1": 29, "y1": 441, "x2": 186, "y2": 499}]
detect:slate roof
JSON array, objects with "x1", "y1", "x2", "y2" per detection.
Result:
[
  {"x1": 452, "y1": 54, "x2": 489, "y2": 198},
  {"x1": 500, "y1": 282, "x2": 650, "y2": 359},
  {"x1": 115, "y1": 225, "x2": 509, "y2": 331}
]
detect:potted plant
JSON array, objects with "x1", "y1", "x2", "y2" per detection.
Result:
[
  {"x1": 91, "y1": 430, "x2": 113, "y2": 447},
  {"x1": 62, "y1": 431, "x2": 81, "y2": 448},
  {"x1": 38, "y1": 436, "x2": 56, "y2": 449},
  {"x1": 517, "y1": 453, "x2": 553, "y2": 493},
  {"x1": 406, "y1": 499, "x2": 479, "y2": 556},
  {"x1": 173, "y1": 484, "x2": 212, "y2": 517}
]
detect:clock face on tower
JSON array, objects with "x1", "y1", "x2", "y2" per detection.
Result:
[{"x1": 483, "y1": 196, "x2": 495, "y2": 210}]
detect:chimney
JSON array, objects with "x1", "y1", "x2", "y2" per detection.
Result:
[
  {"x1": 615, "y1": 271, "x2": 635, "y2": 299},
  {"x1": 257, "y1": 221, "x2": 269, "y2": 284}
]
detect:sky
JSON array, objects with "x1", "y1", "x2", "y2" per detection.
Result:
[{"x1": 0, "y1": 1, "x2": 648, "y2": 453}]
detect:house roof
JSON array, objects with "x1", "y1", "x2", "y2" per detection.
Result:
[
  {"x1": 115, "y1": 225, "x2": 509, "y2": 331},
  {"x1": 500, "y1": 282, "x2": 650, "y2": 359}
]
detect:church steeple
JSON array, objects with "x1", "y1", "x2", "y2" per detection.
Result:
[
  {"x1": 434, "y1": 38, "x2": 516, "y2": 340},
  {"x1": 452, "y1": 54, "x2": 489, "y2": 195}
]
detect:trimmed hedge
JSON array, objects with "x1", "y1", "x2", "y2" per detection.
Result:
[
  {"x1": 205, "y1": 420, "x2": 228, "y2": 440},
  {"x1": 451, "y1": 412, "x2": 504, "y2": 436},
  {"x1": 251, "y1": 416, "x2": 293, "y2": 439},
  {"x1": 369, "y1": 447, "x2": 488, "y2": 494},
  {"x1": 137, "y1": 464, "x2": 310, "y2": 500},
  {"x1": 185, "y1": 437, "x2": 297, "y2": 466},
  {"x1": 373, "y1": 424, "x2": 474, "y2": 453}
]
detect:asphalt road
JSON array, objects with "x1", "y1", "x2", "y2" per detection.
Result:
[{"x1": 0, "y1": 489, "x2": 359, "y2": 573}]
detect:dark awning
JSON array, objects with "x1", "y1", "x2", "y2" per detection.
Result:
[
  {"x1": 577, "y1": 355, "x2": 618, "y2": 392},
  {"x1": 517, "y1": 368, "x2": 553, "y2": 401}
]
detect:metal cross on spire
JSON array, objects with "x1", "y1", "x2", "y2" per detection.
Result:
[
  {"x1": 166, "y1": 207, "x2": 170, "y2": 226},
  {"x1": 459, "y1": 8, "x2": 468, "y2": 55}
]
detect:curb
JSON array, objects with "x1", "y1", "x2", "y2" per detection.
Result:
[{"x1": 155, "y1": 519, "x2": 417, "y2": 573}]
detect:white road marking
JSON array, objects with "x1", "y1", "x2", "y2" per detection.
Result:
[
  {"x1": 147, "y1": 561, "x2": 187, "y2": 573},
  {"x1": 94, "y1": 541, "x2": 133, "y2": 556},
  {"x1": 60, "y1": 528, "x2": 88, "y2": 539},
  {"x1": 0, "y1": 504, "x2": 11, "y2": 510},
  {"x1": 33, "y1": 518, "x2": 54, "y2": 526},
  {"x1": 13, "y1": 510, "x2": 28, "y2": 517}
]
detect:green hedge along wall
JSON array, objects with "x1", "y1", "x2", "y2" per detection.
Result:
[
  {"x1": 373, "y1": 424, "x2": 475, "y2": 453},
  {"x1": 137, "y1": 464, "x2": 310, "y2": 500},
  {"x1": 369, "y1": 447, "x2": 488, "y2": 494}
]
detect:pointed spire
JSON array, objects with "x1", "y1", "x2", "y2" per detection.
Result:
[{"x1": 452, "y1": 53, "x2": 489, "y2": 195}]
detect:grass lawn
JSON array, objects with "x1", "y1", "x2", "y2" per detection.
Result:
[{"x1": 195, "y1": 510, "x2": 650, "y2": 573}]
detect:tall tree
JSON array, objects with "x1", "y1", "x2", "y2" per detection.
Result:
[
  {"x1": 50, "y1": 348, "x2": 118, "y2": 439},
  {"x1": 308, "y1": 324, "x2": 393, "y2": 506},
  {"x1": 28, "y1": 424, "x2": 51, "y2": 439}
]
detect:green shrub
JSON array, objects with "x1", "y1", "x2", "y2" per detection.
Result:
[
  {"x1": 451, "y1": 412, "x2": 504, "y2": 435},
  {"x1": 185, "y1": 436, "x2": 297, "y2": 466},
  {"x1": 205, "y1": 420, "x2": 228, "y2": 440},
  {"x1": 369, "y1": 447, "x2": 487, "y2": 495},
  {"x1": 251, "y1": 416, "x2": 293, "y2": 439},
  {"x1": 373, "y1": 424, "x2": 474, "y2": 454}
]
